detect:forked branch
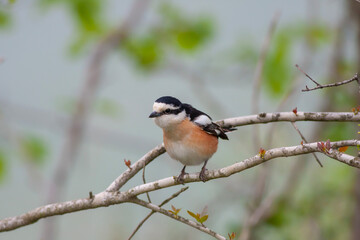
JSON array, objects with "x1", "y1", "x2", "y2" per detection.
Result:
[{"x1": 296, "y1": 64, "x2": 360, "y2": 92}]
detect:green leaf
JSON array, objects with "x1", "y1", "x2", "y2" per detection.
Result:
[
  {"x1": 39, "y1": 0, "x2": 107, "y2": 55},
  {"x1": 262, "y1": 22, "x2": 332, "y2": 98},
  {"x1": 187, "y1": 210, "x2": 198, "y2": 220},
  {"x1": 122, "y1": 35, "x2": 163, "y2": 70},
  {"x1": 0, "y1": 10, "x2": 11, "y2": 28},
  {"x1": 159, "y1": 2, "x2": 213, "y2": 52},
  {"x1": 263, "y1": 31, "x2": 292, "y2": 98},
  {"x1": 20, "y1": 135, "x2": 48, "y2": 165},
  {"x1": 0, "y1": 151, "x2": 6, "y2": 183},
  {"x1": 174, "y1": 17, "x2": 213, "y2": 51},
  {"x1": 71, "y1": 0, "x2": 103, "y2": 32},
  {"x1": 170, "y1": 205, "x2": 181, "y2": 215},
  {"x1": 199, "y1": 215, "x2": 208, "y2": 224}
]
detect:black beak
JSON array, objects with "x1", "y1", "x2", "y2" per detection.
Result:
[{"x1": 149, "y1": 111, "x2": 161, "y2": 118}]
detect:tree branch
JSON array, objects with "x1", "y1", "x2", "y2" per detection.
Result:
[
  {"x1": 1, "y1": 139, "x2": 359, "y2": 232},
  {"x1": 218, "y1": 112, "x2": 360, "y2": 129},
  {"x1": 105, "y1": 111, "x2": 360, "y2": 193},
  {"x1": 297, "y1": 64, "x2": 359, "y2": 92}
]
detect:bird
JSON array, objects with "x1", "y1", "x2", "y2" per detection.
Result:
[{"x1": 149, "y1": 96, "x2": 235, "y2": 183}]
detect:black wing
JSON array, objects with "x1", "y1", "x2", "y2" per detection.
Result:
[{"x1": 182, "y1": 103, "x2": 235, "y2": 140}]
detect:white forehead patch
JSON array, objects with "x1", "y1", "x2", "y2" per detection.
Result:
[
  {"x1": 153, "y1": 102, "x2": 179, "y2": 112},
  {"x1": 194, "y1": 114, "x2": 212, "y2": 126}
]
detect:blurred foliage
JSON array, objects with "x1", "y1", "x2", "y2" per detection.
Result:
[
  {"x1": 123, "y1": 34, "x2": 163, "y2": 70},
  {"x1": 19, "y1": 135, "x2": 47, "y2": 165},
  {"x1": 321, "y1": 84, "x2": 358, "y2": 141},
  {"x1": 39, "y1": 0, "x2": 107, "y2": 55},
  {"x1": 332, "y1": 88, "x2": 359, "y2": 108},
  {"x1": 0, "y1": 2, "x2": 13, "y2": 29},
  {"x1": 306, "y1": 24, "x2": 332, "y2": 48},
  {"x1": 159, "y1": 3, "x2": 213, "y2": 52},
  {"x1": 259, "y1": 164, "x2": 355, "y2": 239},
  {"x1": 258, "y1": 20, "x2": 357, "y2": 240},
  {"x1": 231, "y1": 38, "x2": 258, "y2": 65},
  {"x1": 37, "y1": 1, "x2": 213, "y2": 62},
  {"x1": 337, "y1": 60, "x2": 357, "y2": 77},
  {"x1": 322, "y1": 122, "x2": 357, "y2": 142},
  {"x1": 230, "y1": 22, "x2": 332, "y2": 98},
  {"x1": 263, "y1": 23, "x2": 332, "y2": 98},
  {"x1": 263, "y1": 30, "x2": 293, "y2": 97},
  {"x1": 0, "y1": 150, "x2": 6, "y2": 183},
  {"x1": 121, "y1": 3, "x2": 214, "y2": 70},
  {"x1": 95, "y1": 98, "x2": 121, "y2": 118},
  {"x1": 0, "y1": 10, "x2": 10, "y2": 28}
]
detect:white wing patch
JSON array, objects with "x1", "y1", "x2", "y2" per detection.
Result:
[{"x1": 194, "y1": 114, "x2": 212, "y2": 126}]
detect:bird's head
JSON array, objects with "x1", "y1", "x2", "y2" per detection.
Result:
[{"x1": 149, "y1": 96, "x2": 186, "y2": 129}]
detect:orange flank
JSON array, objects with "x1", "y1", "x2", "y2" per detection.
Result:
[{"x1": 163, "y1": 118, "x2": 218, "y2": 163}]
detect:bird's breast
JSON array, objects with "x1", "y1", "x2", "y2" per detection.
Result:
[{"x1": 163, "y1": 119, "x2": 218, "y2": 166}]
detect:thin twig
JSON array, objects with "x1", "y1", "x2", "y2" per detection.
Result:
[
  {"x1": 296, "y1": 64, "x2": 321, "y2": 87},
  {"x1": 290, "y1": 122, "x2": 323, "y2": 167},
  {"x1": 128, "y1": 187, "x2": 189, "y2": 240},
  {"x1": 130, "y1": 197, "x2": 226, "y2": 240},
  {"x1": 142, "y1": 163, "x2": 151, "y2": 203},
  {"x1": 302, "y1": 74, "x2": 359, "y2": 92},
  {"x1": 296, "y1": 64, "x2": 359, "y2": 92}
]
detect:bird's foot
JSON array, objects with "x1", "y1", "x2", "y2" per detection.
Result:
[
  {"x1": 199, "y1": 167, "x2": 208, "y2": 182},
  {"x1": 176, "y1": 170, "x2": 187, "y2": 184}
]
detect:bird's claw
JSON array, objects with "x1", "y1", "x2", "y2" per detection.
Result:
[
  {"x1": 199, "y1": 168, "x2": 207, "y2": 182},
  {"x1": 176, "y1": 171, "x2": 186, "y2": 184}
]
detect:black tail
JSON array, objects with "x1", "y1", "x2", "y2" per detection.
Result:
[
  {"x1": 218, "y1": 126, "x2": 237, "y2": 140},
  {"x1": 202, "y1": 122, "x2": 237, "y2": 140}
]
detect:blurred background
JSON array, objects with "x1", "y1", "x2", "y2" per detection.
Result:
[{"x1": 0, "y1": 0, "x2": 359, "y2": 239}]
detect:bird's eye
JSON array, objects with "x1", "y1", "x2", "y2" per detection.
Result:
[{"x1": 164, "y1": 109, "x2": 171, "y2": 114}]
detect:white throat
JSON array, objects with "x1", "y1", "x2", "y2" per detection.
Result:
[{"x1": 154, "y1": 110, "x2": 186, "y2": 129}]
